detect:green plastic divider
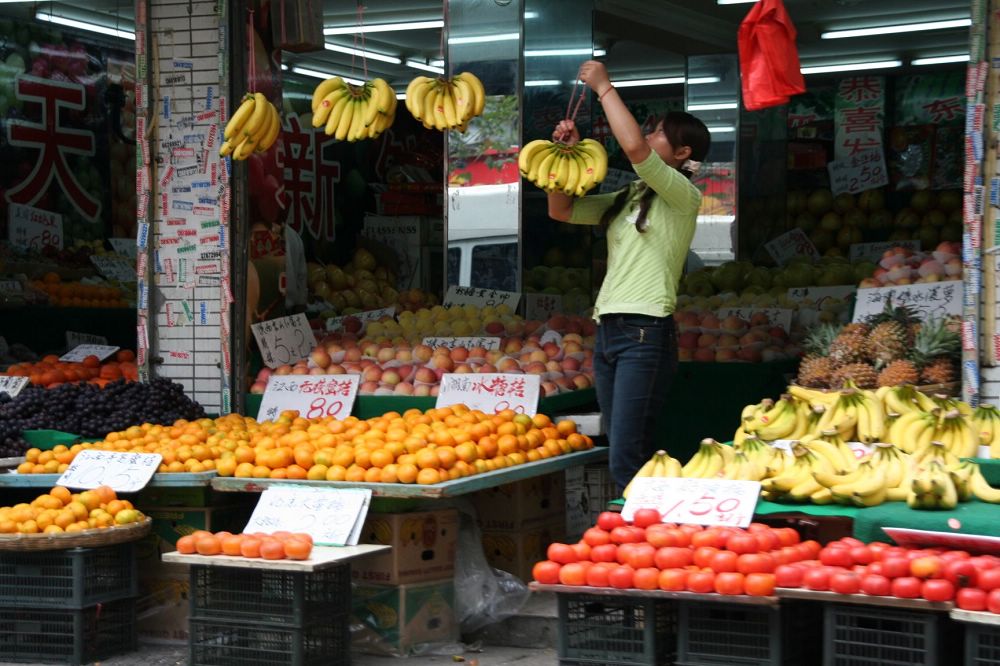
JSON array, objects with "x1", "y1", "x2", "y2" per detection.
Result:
[{"x1": 22, "y1": 430, "x2": 100, "y2": 451}]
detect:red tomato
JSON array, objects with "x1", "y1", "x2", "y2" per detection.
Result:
[
  {"x1": 745, "y1": 572, "x2": 776, "y2": 597},
  {"x1": 860, "y1": 574, "x2": 891, "y2": 596},
  {"x1": 572, "y1": 542, "x2": 592, "y2": 562},
  {"x1": 819, "y1": 546, "x2": 853, "y2": 568},
  {"x1": 597, "y1": 511, "x2": 626, "y2": 531},
  {"x1": 610, "y1": 526, "x2": 641, "y2": 545},
  {"x1": 659, "y1": 568, "x2": 688, "y2": 591},
  {"x1": 632, "y1": 508, "x2": 662, "y2": 528},
  {"x1": 616, "y1": 543, "x2": 638, "y2": 565},
  {"x1": 956, "y1": 588, "x2": 988, "y2": 611},
  {"x1": 987, "y1": 589, "x2": 1000, "y2": 614},
  {"x1": 686, "y1": 570, "x2": 716, "y2": 593},
  {"x1": 839, "y1": 537, "x2": 864, "y2": 548},
  {"x1": 921, "y1": 579, "x2": 955, "y2": 602},
  {"x1": 608, "y1": 565, "x2": 635, "y2": 589},
  {"x1": 714, "y1": 572, "x2": 746, "y2": 595},
  {"x1": 654, "y1": 546, "x2": 693, "y2": 570},
  {"x1": 691, "y1": 530, "x2": 723, "y2": 550},
  {"x1": 979, "y1": 568, "x2": 1000, "y2": 591},
  {"x1": 590, "y1": 544, "x2": 618, "y2": 563},
  {"x1": 532, "y1": 560, "x2": 561, "y2": 584},
  {"x1": 881, "y1": 556, "x2": 912, "y2": 579},
  {"x1": 971, "y1": 556, "x2": 1000, "y2": 571},
  {"x1": 633, "y1": 567, "x2": 660, "y2": 590},
  {"x1": 558, "y1": 562, "x2": 588, "y2": 586},
  {"x1": 726, "y1": 533, "x2": 760, "y2": 555},
  {"x1": 941, "y1": 550, "x2": 971, "y2": 562},
  {"x1": 943, "y1": 559, "x2": 979, "y2": 588},
  {"x1": 803, "y1": 568, "x2": 831, "y2": 591},
  {"x1": 867, "y1": 542, "x2": 891, "y2": 559},
  {"x1": 693, "y1": 546, "x2": 720, "y2": 569},
  {"x1": 830, "y1": 572, "x2": 861, "y2": 595},
  {"x1": 910, "y1": 556, "x2": 944, "y2": 580},
  {"x1": 738, "y1": 553, "x2": 775, "y2": 575},
  {"x1": 626, "y1": 543, "x2": 657, "y2": 569},
  {"x1": 849, "y1": 546, "x2": 874, "y2": 565},
  {"x1": 774, "y1": 527, "x2": 800, "y2": 547},
  {"x1": 547, "y1": 543, "x2": 578, "y2": 565},
  {"x1": 753, "y1": 530, "x2": 780, "y2": 552},
  {"x1": 586, "y1": 563, "x2": 612, "y2": 588},
  {"x1": 582, "y1": 527, "x2": 611, "y2": 547},
  {"x1": 710, "y1": 550, "x2": 740, "y2": 573},
  {"x1": 747, "y1": 523, "x2": 771, "y2": 533},
  {"x1": 669, "y1": 528, "x2": 693, "y2": 548},
  {"x1": 890, "y1": 576, "x2": 922, "y2": 599},
  {"x1": 774, "y1": 564, "x2": 804, "y2": 588},
  {"x1": 867, "y1": 562, "x2": 885, "y2": 577},
  {"x1": 644, "y1": 524, "x2": 677, "y2": 548}
]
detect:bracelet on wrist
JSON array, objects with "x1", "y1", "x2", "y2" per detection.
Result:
[{"x1": 598, "y1": 86, "x2": 614, "y2": 102}]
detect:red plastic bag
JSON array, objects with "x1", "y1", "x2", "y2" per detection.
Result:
[{"x1": 738, "y1": 0, "x2": 806, "y2": 111}]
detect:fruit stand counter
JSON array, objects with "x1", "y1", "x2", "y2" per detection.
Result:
[
  {"x1": 162, "y1": 544, "x2": 389, "y2": 572},
  {"x1": 211, "y1": 447, "x2": 607, "y2": 498},
  {"x1": 529, "y1": 582, "x2": 779, "y2": 606},
  {"x1": 0, "y1": 471, "x2": 218, "y2": 488}
]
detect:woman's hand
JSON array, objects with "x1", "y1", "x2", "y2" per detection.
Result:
[
  {"x1": 578, "y1": 60, "x2": 612, "y2": 97},
  {"x1": 552, "y1": 119, "x2": 580, "y2": 146}
]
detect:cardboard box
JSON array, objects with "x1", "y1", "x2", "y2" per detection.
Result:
[
  {"x1": 482, "y1": 519, "x2": 566, "y2": 582},
  {"x1": 352, "y1": 580, "x2": 457, "y2": 656},
  {"x1": 354, "y1": 509, "x2": 458, "y2": 585},
  {"x1": 471, "y1": 472, "x2": 565, "y2": 531}
]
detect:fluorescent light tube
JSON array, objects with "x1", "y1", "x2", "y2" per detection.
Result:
[
  {"x1": 688, "y1": 76, "x2": 722, "y2": 85},
  {"x1": 35, "y1": 12, "x2": 134, "y2": 40},
  {"x1": 912, "y1": 54, "x2": 970, "y2": 65},
  {"x1": 593, "y1": 48, "x2": 606, "y2": 57},
  {"x1": 707, "y1": 125, "x2": 736, "y2": 133},
  {"x1": 324, "y1": 20, "x2": 443, "y2": 36},
  {"x1": 822, "y1": 18, "x2": 970, "y2": 39},
  {"x1": 290, "y1": 67, "x2": 363, "y2": 85},
  {"x1": 325, "y1": 43, "x2": 401, "y2": 65},
  {"x1": 717, "y1": 0, "x2": 758, "y2": 3},
  {"x1": 525, "y1": 80, "x2": 561, "y2": 87},
  {"x1": 406, "y1": 60, "x2": 444, "y2": 74},
  {"x1": 614, "y1": 77, "x2": 685, "y2": 87},
  {"x1": 800, "y1": 59, "x2": 902, "y2": 74},
  {"x1": 395, "y1": 92, "x2": 407, "y2": 100},
  {"x1": 525, "y1": 48, "x2": 595, "y2": 57},
  {"x1": 525, "y1": 11, "x2": 539, "y2": 19},
  {"x1": 448, "y1": 32, "x2": 519, "y2": 45},
  {"x1": 431, "y1": 59, "x2": 444, "y2": 68},
  {"x1": 686, "y1": 102, "x2": 738, "y2": 111}
]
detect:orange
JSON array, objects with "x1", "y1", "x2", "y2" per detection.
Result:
[
  {"x1": 435, "y1": 446, "x2": 458, "y2": 470},
  {"x1": 415, "y1": 449, "x2": 440, "y2": 470},
  {"x1": 240, "y1": 537, "x2": 262, "y2": 558},
  {"x1": 284, "y1": 539, "x2": 312, "y2": 560},
  {"x1": 221, "y1": 535, "x2": 244, "y2": 556},
  {"x1": 369, "y1": 448, "x2": 394, "y2": 469},
  {"x1": 379, "y1": 464, "x2": 399, "y2": 483},
  {"x1": 364, "y1": 467, "x2": 382, "y2": 482},
  {"x1": 306, "y1": 464, "x2": 329, "y2": 481},
  {"x1": 345, "y1": 465, "x2": 367, "y2": 482},
  {"x1": 196, "y1": 535, "x2": 222, "y2": 555},
  {"x1": 416, "y1": 468, "x2": 441, "y2": 485},
  {"x1": 556, "y1": 420, "x2": 577, "y2": 437},
  {"x1": 325, "y1": 465, "x2": 347, "y2": 482},
  {"x1": 105, "y1": 500, "x2": 126, "y2": 516},
  {"x1": 286, "y1": 464, "x2": 308, "y2": 480},
  {"x1": 49, "y1": 486, "x2": 72, "y2": 505},
  {"x1": 260, "y1": 539, "x2": 286, "y2": 560}
]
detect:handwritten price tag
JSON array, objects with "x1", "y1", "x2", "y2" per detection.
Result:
[
  {"x1": 0, "y1": 376, "x2": 29, "y2": 398},
  {"x1": 764, "y1": 228, "x2": 819, "y2": 266},
  {"x1": 0, "y1": 280, "x2": 23, "y2": 294},
  {"x1": 257, "y1": 374, "x2": 360, "y2": 423},
  {"x1": 525, "y1": 293, "x2": 564, "y2": 321},
  {"x1": 326, "y1": 306, "x2": 396, "y2": 332},
  {"x1": 108, "y1": 238, "x2": 138, "y2": 259},
  {"x1": 621, "y1": 477, "x2": 761, "y2": 527},
  {"x1": 852, "y1": 280, "x2": 962, "y2": 323},
  {"x1": 7, "y1": 203, "x2": 62, "y2": 251},
  {"x1": 828, "y1": 148, "x2": 889, "y2": 196},
  {"x1": 848, "y1": 240, "x2": 921, "y2": 263},
  {"x1": 60, "y1": 344, "x2": 120, "y2": 362},
  {"x1": 443, "y1": 286, "x2": 521, "y2": 310},
  {"x1": 251, "y1": 313, "x2": 317, "y2": 368},
  {"x1": 56, "y1": 450, "x2": 163, "y2": 492},
  {"x1": 90, "y1": 255, "x2": 136, "y2": 282},
  {"x1": 422, "y1": 336, "x2": 501, "y2": 350},
  {"x1": 245, "y1": 486, "x2": 372, "y2": 546},
  {"x1": 437, "y1": 373, "x2": 540, "y2": 416},
  {"x1": 65, "y1": 332, "x2": 109, "y2": 348}
]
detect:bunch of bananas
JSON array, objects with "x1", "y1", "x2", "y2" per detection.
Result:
[
  {"x1": 405, "y1": 72, "x2": 485, "y2": 132},
  {"x1": 887, "y1": 408, "x2": 977, "y2": 458},
  {"x1": 311, "y1": 76, "x2": 397, "y2": 141},
  {"x1": 680, "y1": 439, "x2": 736, "y2": 479},
  {"x1": 971, "y1": 404, "x2": 1000, "y2": 457},
  {"x1": 518, "y1": 139, "x2": 609, "y2": 197},
  {"x1": 219, "y1": 92, "x2": 281, "y2": 160},
  {"x1": 907, "y1": 451, "x2": 1000, "y2": 509},
  {"x1": 784, "y1": 385, "x2": 887, "y2": 443},
  {"x1": 622, "y1": 449, "x2": 682, "y2": 498}
]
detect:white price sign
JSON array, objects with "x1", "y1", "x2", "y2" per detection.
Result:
[
  {"x1": 0, "y1": 376, "x2": 29, "y2": 398},
  {"x1": 786, "y1": 285, "x2": 857, "y2": 303},
  {"x1": 848, "y1": 240, "x2": 921, "y2": 263},
  {"x1": 621, "y1": 477, "x2": 761, "y2": 527},
  {"x1": 325, "y1": 306, "x2": 396, "y2": 332},
  {"x1": 716, "y1": 307, "x2": 794, "y2": 333},
  {"x1": 7, "y1": 203, "x2": 62, "y2": 251},
  {"x1": 251, "y1": 313, "x2": 317, "y2": 368},
  {"x1": 442, "y1": 286, "x2": 521, "y2": 310},
  {"x1": 524, "y1": 293, "x2": 564, "y2": 321},
  {"x1": 436, "y1": 373, "x2": 540, "y2": 415},
  {"x1": 90, "y1": 255, "x2": 136, "y2": 282},
  {"x1": 852, "y1": 280, "x2": 963, "y2": 323},
  {"x1": 60, "y1": 344, "x2": 119, "y2": 362},
  {"x1": 245, "y1": 486, "x2": 372, "y2": 546},
  {"x1": 421, "y1": 336, "x2": 501, "y2": 350},
  {"x1": 108, "y1": 238, "x2": 138, "y2": 259},
  {"x1": 0, "y1": 280, "x2": 23, "y2": 293},
  {"x1": 66, "y1": 332, "x2": 109, "y2": 348},
  {"x1": 56, "y1": 450, "x2": 163, "y2": 492},
  {"x1": 764, "y1": 228, "x2": 819, "y2": 266},
  {"x1": 828, "y1": 148, "x2": 889, "y2": 196},
  {"x1": 257, "y1": 374, "x2": 360, "y2": 423}
]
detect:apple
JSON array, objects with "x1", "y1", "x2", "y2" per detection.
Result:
[
  {"x1": 394, "y1": 381, "x2": 415, "y2": 395},
  {"x1": 362, "y1": 366, "x2": 383, "y2": 383},
  {"x1": 309, "y1": 367, "x2": 327, "y2": 375},
  {"x1": 718, "y1": 334, "x2": 739, "y2": 348},
  {"x1": 413, "y1": 384, "x2": 432, "y2": 396},
  {"x1": 484, "y1": 320, "x2": 505, "y2": 335},
  {"x1": 524, "y1": 361, "x2": 547, "y2": 375},
  {"x1": 563, "y1": 341, "x2": 583, "y2": 354},
  {"x1": 479, "y1": 363, "x2": 498, "y2": 373},
  {"x1": 697, "y1": 333, "x2": 718, "y2": 348},
  {"x1": 561, "y1": 357, "x2": 581, "y2": 373},
  {"x1": 453, "y1": 363, "x2": 474, "y2": 374},
  {"x1": 678, "y1": 331, "x2": 700, "y2": 350},
  {"x1": 343, "y1": 347, "x2": 362, "y2": 363},
  {"x1": 541, "y1": 381, "x2": 559, "y2": 396},
  {"x1": 376, "y1": 347, "x2": 396, "y2": 364},
  {"x1": 359, "y1": 381, "x2": 378, "y2": 394},
  {"x1": 450, "y1": 347, "x2": 470, "y2": 363},
  {"x1": 326, "y1": 364, "x2": 346, "y2": 375},
  {"x1": 274, "y1": 365, "x2": 293, "y2": 376},
  {"x1": 485, "y1": 350, "x2": 504, "y2": 364},
  {"x1": 433, "y1": 354, "x2": 455, "y2": 372},
  {"x1": 498, "y1": 358, "x2": 521, "y2": 373},
  {"x1": 381, "y1": 369, "x2": 402, "y2": 386},
  {"x1": 572, "y1": 374, "x2": 592, "y2": 389},
  {"x1": 291, "y1": 366, "x2": 310, "y2": 375},
  {"x1": 694, "y1": 348, "x2": 715, "y2": 362},
  {"x1": 678, "y1": 348, "x2": 693, "y2": 361},
  {"x1": 715, "y1": 348, "x2": 738, "y2": 362}
]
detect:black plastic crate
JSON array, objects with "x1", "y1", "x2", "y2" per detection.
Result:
[
  {"x1": 0, "y1": 543, "x2": 137, "y2": 609},
  {"x1": 189, "y1": 616, "x2": 349, "y2": 666},
  {"x1": 966, "y1": 623, "x2": 1000, "y2": 666},
  {"x1": 0, "y1": 597, "x2": 136, "y2": 665},
  {"x1": 557, "y1": 593, "x2": 677, "y2": 666},
  {"x1": 823, "y1": 603, "x2": 952, "y2": 666},
  {"x1": 677, "y1": 600, "x2": 822, "y2": 666},
  {"x1": 189, "y1": 563, "x2": 350, "y2": 627}
]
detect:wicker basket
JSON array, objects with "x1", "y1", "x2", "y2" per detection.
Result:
[{"x1": 0, "y1": 517, "x2": 151, "y2": 552}]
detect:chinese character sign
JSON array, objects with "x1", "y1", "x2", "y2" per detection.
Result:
[
  {"x1": 257, "y1": 374, "x2": 360, "y2": 423},
  {"x1": 852, "y1": 280, "x2": 963, "y2": 323},
  {"x1": 835, "y1": 76, "x2": 885, "y2": 160},
  {"x1": 436, "y1": 373, "x2": 540, "y2": 416},
  {"x1": 281, "y1": 113, "x2": 341, "y2": 241}
]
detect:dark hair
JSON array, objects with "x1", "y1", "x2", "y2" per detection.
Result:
[{"x1": 599, "y1": 111, "x2": 711, "y2": 232}]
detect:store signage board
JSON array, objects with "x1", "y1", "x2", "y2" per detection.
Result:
[
  {"x1": 244, "y1": 486, "x2": 372, "y2": 546},
  {"x1": 882, "y1": 527, "x2": 1000, "y2": 553},
  {"x1": 525, "y1": 293, "x2": 564, "y2": 321},
  {"x1": 90, "y1": 255, "x2": 136, "y2": 282},
  {"x1": 442, "y1": 286, "x2": 521, "y2": 311},
  {"x1": 849, "y1": 240, "x2": 921, "y2": 263},
  {"x1": 60, "y1": 344, "x2": 119, "y2": 362},
  {"x1": 716, "y1": 308, "x2": 794, "y2": 333},
  {"x1": 852, "y1": 280, "x2": 962, "y2": 323},
  {"x1": 436, "y1": 373, "x2": 540, "y2": 416},
  {"x1": 251, "y1": 313, "x2": 317, "y2": 369},
  {"x1": 65, "y1": 332, "x2": 109, "y2": 348},
  {"x1": 7, "y1": 203, "x2": 62, "y2": 251},
  {"x1": 256, "y1": 374, "x2": 360, "y2": 423},
  {"x1": 325, "y1": 307, "x2": 396, "y2": 333},
  {"x1": 56, "y1": 450, "x2": 163, "y2": 492},
  {"x1": 0, "y1": 376, "x2": 29, "y2": 398},
  {"x1": 828, "y1": 148, "x2": 889, "y2": 196},
  {"x1": 621, "y1": 477, "x2": 760, "y2": 528},
  {"x1": 422, "y1": 336, "x2": 501, "y2": 351},
  {"x1": 764, "y1": 228, "x2": 819, "y2": 266},
  {"x1": 108, "y1": 238, "x2": 138, "y2": 259}
]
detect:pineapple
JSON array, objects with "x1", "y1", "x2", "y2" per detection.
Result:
[
  {"x1": 828, "y1": 331, "x2": 868, "y2": 367},
  {"x1": 797, "y1": 324, "x2": 839, "y2": 388},
  {"x1": 830, "y1": 362, "x2": 879, "y2": 389},
  {"x1": 864, "y1": 303, "x2": 919, "y2": 366},
  {"x1": 877, "y1": 359, "x2": 920, "y2": 387},
  {"x1": 921, "y1": 358, "x2": 958, "y2": 385},
  {"x1": 909, "y1": 318, "x2": 961, "y2": 386}
]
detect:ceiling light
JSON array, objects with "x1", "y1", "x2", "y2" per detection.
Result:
[
  {"x1": 324, "y1": 20, "x2": 443, "y2": 36},
  {"x1": 525, "y1": 80, "x2": 561, "y2": 87},
  {"x1": 593, "y1": 48, "x2": 606, "y2": 57},
  {"x1": 290, "y1": 66, "x2": 363, "y2": 85},
  {"x1": 687, "y1": 102, "x2": 738, "y2": 111},
  {"x1": 448, "y1": 32, "x2": 519, "y2": 45},
  {"x1": 280, "y1": 63, "x2": 288, "y2": 70},
  {"x1": 35, "y1": 11, "x2": 134, "y2": 40},
  {"x1": 525, "y1": 48, "x2": 595, "y2": 57},
  {"x1": 716, "y1": 0, "x2": 758, "y2": 3},
  {"x1": 325, "y1": 43, "x2": 401, "y2": 65},
  {"x1": 431, "y1": 59, "x2": 444, "y2": 68},
  {"x1": 406, "y1": 60, "x2": 444, "y2": 74},
  {"x1": 614, "y1": 77, "x2": 684, "y2": 87},
  {"x1": 688, "y1": 76, "x2": 722, "y2": 85},
  {"x1": 822, "y1": 18, "x2": 970, "y2": 40},
  {"x1": 707, "y1": 125, "x2": 736, "y2": 133},
  {"x1": 525, "y1": 11, "x2": 539, "y2": 19},
  {"x1": 912, "y1": 54, "x2": 970, "y2": 65},
  {"x1": 395, "y1": 92, "x2": 407, "y2": 100},
  {"x1": 800, "y1": 59, "x2": 902, "y2": 74}
]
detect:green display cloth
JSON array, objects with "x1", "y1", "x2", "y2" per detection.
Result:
[
  {"x1": 753, "y1": 499, "x2": 860, "y2": 519},
  {"x1": 21, "y1": 430, "x2": 98, "y2": 450},
  {"x1": 852, "y1": 500, "x2": 1000, "y2": 544},
  {"x1": 970, "y1": 459, "x2": 1000, "y2": 486}
]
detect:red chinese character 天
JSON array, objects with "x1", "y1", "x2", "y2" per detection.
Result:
[
  {"x1": 841, "y1": 136, "x2": 882, "y2": 156},
  {"x1": 922, "y1": 97, "x2": 963, "y2": 123},
  {"x1": 6, "y1": 75, "x2": 100, "y2": 220},
  {"x1": 838, "y1": 77, "x2": 882, "y2": 103},
  {"x1": 280, "y1": 114, "x2": 340, "y2": 241},
  {"x1": 840, "y1": 106, "x2": 880, "y2": 134}
]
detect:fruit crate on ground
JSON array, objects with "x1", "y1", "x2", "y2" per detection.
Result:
[
  {"x1": 0, "y1": 596, "x2": 136, "y2": 665},
  {"x1": 557, "y1": 592, "x2": 677, "y2": 666},
  {"x1": 823, "y1": 603, "x2": 956, "y2": 666},
  {"x1": 676, "y1": 600, "x2": 822, "y2": 666},
  {"x1": 189, "y1": 563, "x2": 350, "y2": 626},
  {"x1": 0, "y1": 543, "x2": 137, "y2": 608},
  {"x1": 966, "y1": 623, "x2": 1000, "y2": 666},
  {"x1": 189, "y1": 616, "x2": 348, "y2": 666}
]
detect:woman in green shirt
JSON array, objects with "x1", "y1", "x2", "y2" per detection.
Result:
[{"x1": 548, "y1": 60, "x2": 711, "y2": 492}]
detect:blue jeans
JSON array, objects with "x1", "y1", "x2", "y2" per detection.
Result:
[{"x1": 594, "y1": 314, "x2": 678, "y2": 492}]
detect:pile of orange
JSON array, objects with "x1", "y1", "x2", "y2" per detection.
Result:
[
  {"x1": 32, "y1": 273, "x2": 130, "y2": 308},
  {"x1": 0, "y1": 485, "x2": 145, "y2": 535},
  {"x1": 16, "y1": 407, "x2": 594, "y2": 485},
  {"x1": 176, "y1": 529, "x2": 313, "y2": 560},
  {"x1": 3, "y1": 350, "x2": 138, "y2": 387}
]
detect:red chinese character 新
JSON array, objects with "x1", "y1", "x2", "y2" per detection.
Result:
[{"x1": 281, "y1": 113, "x2": 341, "y2": 241}]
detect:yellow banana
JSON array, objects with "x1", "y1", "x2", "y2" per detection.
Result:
[
  {"x1": 622, "y1": 452, "x2": 660, "y2": 498},
  {"x1": 233, "y1": 135, "x2": 256, "y2": 160},
  {"x1": 405, "y1": 76, "x2": 430, "y2": 116},
  {"x1": 452, "y1": 77, "x2": 476, "y2": 121},
  {"x1": 457, "y1": 71, "x2": 486, "y2": 116},
  {"x1": 441, "y1": 85, "x2": 459, "y2": 127},
  {"x1": 223, "y1": 93, "x2": 255, "y2": 140},
  {"x1": 241, "y1": 92, "x2": 270, "y2": 138},
  {"x1": 324, "y1": 93, "x2": 352, "y2": 136},
  {"x1": 970, "y1": 467, "x2": 1000, "y2": 502},
  {"x1": 519, "y1": 139, "x2": 551, "y2": 175},
  {"x1": 577, "y1": 139, "x2": 608, "y2": 183},
  {"x1": 255, "y1": 104, "x2": 281, "y2": 152},
  {"x1": 526, "y1": 145, "x2": 556, "y2": 184},
  {"x1": 312, "y1": 77, "x2": 344, "y2": 112},
  {"x1": 563, "y1": 151, "x2": 581, "y2": 195},
  {"x1": 334, "y1": 98, "x2": 356, "y2": 141},
  {"x1": 348, "y1": 97, "x2": 368, "y2": 140}
]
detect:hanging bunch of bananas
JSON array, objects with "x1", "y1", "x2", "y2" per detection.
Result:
[
  {"x1": 220, "y1": 92, "x2": 281, "y2": 160},
  {"x1": 622, "y1": 450, "x2": 683, "y2": 498},
  {"x1": 311, "y1": 76, "x2": 397, "y2": 141},
  {"x1": 517, "y1": 139, "x2": 609, "y2": 196},
  {"x1": 405, "y1": 72, "x2": 485, "y2": 132},
  {"x1": 972, "y1": 404, "x2": 1000, "y2": 457},
  {"x1": 888, "y1": 408, "x2": 978, "y2": 458}
]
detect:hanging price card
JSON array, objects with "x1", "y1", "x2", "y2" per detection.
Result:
[
  {"x1": 90, "y1": 255, "x2": 136, "y2": 282},
  {"x1": 524, "y1": 293, "x2": 564, "y2": 321},
  {"x1": 108, "y1": 238, "x2": 138, "y2": 259},
  {"x1": 244, "y1": 486, "x2": 372, "y2": 546},
  {"x1": 828, "y1": 148, "x2": 889, "y2": 196},
  {"x1": 848, "y1": 240, "x2": 921, "y2": 263},
  {"x1": 7, "y1": 203, "x2": 62, "y2": 251},
  {"x1": 325, "y1": 306, "x2": 396, "y2": 333},
  {"x1": 852, "y1": 280, "x2": 963, "y2": 322},
  {"x1": 436, "y1": 373, "x2": 540, "y2": 415},
  {"x1": 56, "y1": 450, "x2": 163, "y2": 492},
  {"x1": 621, "y1": 477, "x2": 760, "y2": 527},
  {"x1": 60, "y1": 344, "x2": 120, "y2": 362},
  {"x1": 442, "y1": 286, "x2": 521, "y2": 310},
  {"x1": 763, "y1": 228, "x2": 819, "y2": 266},
  {"x1": 0, "y1": 376, "x2": 29, "y2": 398},
  {"x1": 65, "y1": 332, "x2": 109, "y2": 348},
  {"x1": 421, "y1": 336, "x2": 501, "y2": 350},
  {"x1": 251, "y1": 313, "x2": 317, "y2": 368},
  {"x1": 256, "y1": 374, "x2": 360, "y2": 423}
]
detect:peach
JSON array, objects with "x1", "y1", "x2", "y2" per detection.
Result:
[
  {"x1": 546, "y1": 360, "x2": 562, "y2": 373},
  {"x1": 528, "y1": 350, "x2": 548, "y2": 364},
  {"x1": 413, "y1": 384, "x2": 432, "y2": 396},
  {"x1": 693, "y1": 348, "x2": 715, "y2": 362},
  {"x1": 484, "y1": 320, "x2": 505, "y2": 335},
  {"x1": 362, "y1": 366, "x2": 383, "y2": 383},
  {"x1": 572, "y1": 374, "x2": 592, "y2": 389},
  {"x1": 291, "y1": 366, "x2": 310, "y2": 375},
  {"x1": 412, "y1": 344, "x2": 434, "y2": 363},
  {"x1": 274, "y1": 365, "x2": 293, "y2": 376},
  {"x1": 359, "y1": 381, "x2": 378, "y2": 394},
  {"x1": 541, "y1": 381, "x2": 559, "y2": 397},
  {"x1": 326, "y1": 364, "x2": 347, "y2": 375},
  {"x1": 468, "y1": 346, "x2": 487, "y2": 359},
  {"x1": 498, "y1": 358, "x2": 521, "y2": 373},
  {"x1": 542, "y1": 342, "x2": 561, "y2": 358},
  {"x1": 563, "y1": 341, "x2": 583, "y2": 354},
  {"x1": 249, "y1": 381, "x2": 267, "y2": 394},
  {"x1": 393, "y1": 381, "x2": 415, "y2": 395},
  {"x1": 309, "y1": 367, "x2": 327, "y2": 375},
  {"x1": 524, "y1": 361, "x2": 547, "y2": 375},
  {"x1": 310, "y1": 348, "x2": 331, "y2": 368},
  {"x1": 343, "y1": 347, "x2": 363, "y2": 363},
  {"x1": 432, "y1": 354, "x2": 455, "y2": 372},
  {"x1": 678, "y1": 348, "x2": 693, "y2": 362},
  {"x1": 678, "y1": 331, "x2": 700, "y2": 350},
  {"x1": 697, "y1": 333, "x2": 718, "y2": 348},
  {"x1": 381, "y1": 369, "x2": 402, "y2": 386},
  {"x1": 415, "y1": 367, "x2": 437, "y2": 384},
  {"x1": 561, "y1": 357, "x2": 581, "y2": 373},
  {"x1": 479, "y1": 363, "x2": 498, "y2": 374},
  {"x1": 376, "y1": 348, "x2": 396, "y2": 364},
  {"x1": 395, "y1": 348, "x2": 413, "y2": 363},
  {"x1": 453, "y1": 363, "x2": 474, "y2": 374},
  {"x1": 555, "y1": 376, "x2": 574, "y2": 391},
  {"x1": 715, "y1": 348, "x2": 738, "y2": 362},
  {"x1": 485, "y1": 350, "x2": 504, "y2": 365},
  {"x1": 450, "y1": 346, "x2": 470, "y2": 363}
]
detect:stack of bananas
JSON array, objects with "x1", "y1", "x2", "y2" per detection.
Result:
[
  {"x1": 518, "y1": 139, "x2": 609, "y2": 196},
  {"x1": 405, "y1": 72, "x2": 485, "y2": 132},
  {"x1": 220, "y1": 92, "x2": 281, "y2": 160},
  {"x1": 972, "y1": 404, "x2": 1000, "y2": 458},
  {"x1": 311, "y1": 76, "x2": 397, "y2": 141},
  {"x1": 622, "y1": 449, "x2": 682, "y2": 498}
]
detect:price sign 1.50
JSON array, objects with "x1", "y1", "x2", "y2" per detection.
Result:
[{"x1": 621, "y1": 477, "x2": 761, "y2": 528}]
